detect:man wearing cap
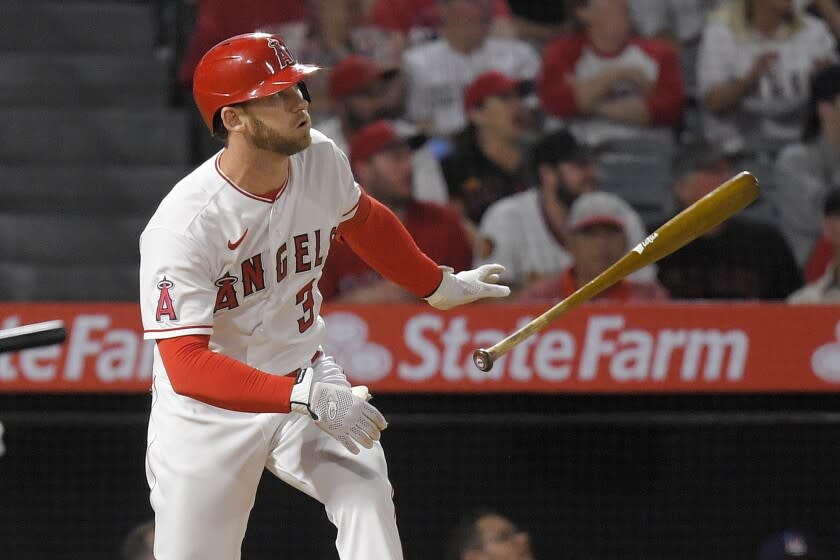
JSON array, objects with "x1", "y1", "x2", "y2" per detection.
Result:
[
  {"x1": 656, "y1": 141, "x2": 801, "y2": 299},
  {"x1": 775, "y1": 63, "x2": 840, "y2": 268},
  {"x1": 402, "y1": 0, "x2": 540, "y2": 136},
  {"x1": 788, "y1": 189, "x2": 840, "y2": 303},
  {"x1": 758, "y1": 529, "x2": 823, "y2": 560},
  {"x1": 474, "y1": 129, "x2": 653, "y2": 291},
  {"x1": 320, "y1": 120, "x2": 472, "y2": 301},
  {"x1": 441, "y1": 71, "x2": 530, "y2": 234},
  {"x1": 318, "y1": 53, "x2": 450, "y2": 203},
  {"x1": 519, "y1": 191, "x2": 669, "y2": 302}
]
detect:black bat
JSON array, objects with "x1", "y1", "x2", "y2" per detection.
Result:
[{"x1": 0, "y1": 320, "x2": 67, "y2": 354}]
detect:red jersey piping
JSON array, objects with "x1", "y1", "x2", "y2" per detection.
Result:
[
  {"x1": 215, "y1": 152, "x2": 291, "y2": 203},
  {"x1": 144, "y1": 324, "x2": 213, "y2": 333}
]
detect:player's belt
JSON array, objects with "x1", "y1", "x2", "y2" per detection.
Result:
[{"x1": 284, "y1": 350, "x2": 323, "y2": 378}]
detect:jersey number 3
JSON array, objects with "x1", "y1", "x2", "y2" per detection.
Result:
[{"x1": 295, "y1": 280, "x2": 316, "y2": 333}]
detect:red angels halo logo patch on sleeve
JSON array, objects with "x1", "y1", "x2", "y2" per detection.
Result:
[{"x1": 155, "y1": 277, "x2": 178, "y2": 321}]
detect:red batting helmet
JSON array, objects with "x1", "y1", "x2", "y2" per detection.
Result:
[{"x1": 192, "y1": 33, "x2": 321, "y2": 132}]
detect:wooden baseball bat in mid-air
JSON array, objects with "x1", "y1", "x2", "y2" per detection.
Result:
[
  {"x1": 472, "y1": 171, "x2": 760, "y2": 372},
  {"x1": 0, "y1": 320, "x2": 67, "y2": 354}
]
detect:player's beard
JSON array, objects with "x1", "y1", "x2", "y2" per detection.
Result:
[{"x1": 246, "y1": 115, "x2": 311, "y2": 155}]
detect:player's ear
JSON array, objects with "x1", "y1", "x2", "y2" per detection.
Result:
[{"x1": 220, "y1": 106, "x2": 246, "y2": 135}]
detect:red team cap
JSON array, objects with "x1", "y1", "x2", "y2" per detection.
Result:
[
  {"x1": 349, "y1": 120, "x2": 426, "y2": 167},
  {"x1": 328, "y1": 55, "x2": 396, "y2": 99},
  {"x1": 350, "y1": 120, "x2": 402, "y2": 165},
  {"x1": 192, "y1": 32, "x2": 321, "y2": 132},
  {"x1": 464, "y1": 71, "x2": 520, "y2": 111}
]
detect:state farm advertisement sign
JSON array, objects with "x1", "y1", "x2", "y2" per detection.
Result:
[{"x1": 1, "y1": 303, "x2": 839, "y2": 393}]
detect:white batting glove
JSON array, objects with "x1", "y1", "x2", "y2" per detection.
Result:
[
  {"x1": 290, "y1": 368, "x2": 387, "y2": 455},
  {"x1": 425, "y1": 265, "x2": 511, "y2": 311}
]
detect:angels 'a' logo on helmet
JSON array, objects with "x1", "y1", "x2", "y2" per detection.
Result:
[{"x1": 267, "y1": 38, "x2": 295, "y2": 70}]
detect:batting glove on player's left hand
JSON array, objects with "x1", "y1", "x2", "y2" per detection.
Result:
[
  {"x1": 425, "y1": 265, "x2": 511, "y2": 311},
  {"x1": 290, "y1": 368, "x2": 387, "y2": 455}
]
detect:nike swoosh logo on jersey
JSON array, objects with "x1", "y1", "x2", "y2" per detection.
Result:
[{"x1": 227, "y1": 229, "x2": 249, "y2": 250}]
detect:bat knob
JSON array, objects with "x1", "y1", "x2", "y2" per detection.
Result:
[{"x1": 473, "y1": 348, "x2": 494, "y2": 372}]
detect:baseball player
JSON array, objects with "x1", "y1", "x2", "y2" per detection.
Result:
[{"x1": 139, "y1": 33, "x2": 510, "y2": 560}]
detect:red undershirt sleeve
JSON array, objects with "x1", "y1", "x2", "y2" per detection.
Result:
[
  {"x1": 157, "y1": 335, "x2": 296, "y2": 413},
  {"x1": 337, "y1": 191, "x2": 443, "y2": 298}
]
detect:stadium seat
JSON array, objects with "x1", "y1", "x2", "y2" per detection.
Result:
[{"x1": 595, "y1": 134, "x2": 676, "y2": 217}]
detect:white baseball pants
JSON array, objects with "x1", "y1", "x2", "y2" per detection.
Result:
[{"x1": 145, "y1": 354, "x2": 403, "y2": 560}]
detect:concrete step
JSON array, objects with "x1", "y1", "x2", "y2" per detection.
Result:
[
  {"x1": 0, "y1": 53, "x2": 170, "y2": 107},
  {"x1": 0, "y1": 213, "x2": 147, "y2": 265},
  {"x1": 0, "y1": 164, "x2": 189, "y2": 217},
  {"x1": 0, "y1": 2, "x2": 155, "y2": 53},
  {"x1": 0, "y1": 262, "x2": 139, "y2": 301},
  {"x1": 0, "y1": 109, "x2": 189, "y2": 165}
]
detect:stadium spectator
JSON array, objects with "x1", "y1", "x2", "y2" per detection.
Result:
[
  {"x1": 446, "y1": 509, "x2": 535, "y2": 560},
  {"x1": 697, "y1": 0, "x2": 837, "y2": 157},
  {"x1": 441, "y1": 71, "x2": 530, "y2": 240},
  {"x1": 319, "y1": 55, "x2": 398, "y2": 146},
  {"x1": 775, "y1": 63, "x2": 840, "y2": 266},
  {"x1": 757, "y1": 529, "x2": 823, "y2": 560},
  {"x1": 120, "y1": 520, "x2": 154, "y2": 560},
  {"x1": 319, "y1": 120, "x2": 472, "y2": 302},
  {"x1": 788, "y1": 189, "x2": 840, "y2": 303},
  {"x1": 317, "y1": 54, "x2": 449, "y2": 203},
  {"x1": 475, "y1": 129, "x2": 652, "y2": 290},
  {"x1": 656, "y1": 141, "x2": 802, "y2": 299},
  {"x1": 519, "y1": 191, "x2": 669, "y2": 302},
  {"x1": 401, "y1": 0, "x2": 541, "y2": 136},
  {"x1": 537, "y1": 0, "x2": 685, "y2": 147}
]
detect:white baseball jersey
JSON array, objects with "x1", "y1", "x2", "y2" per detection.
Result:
[
  {"x1": 402, "y1": 37, "x2": 541, "y2": 136},
  {"x1": 139, "y1": 129, "x2": 404, "y2": 560},
  {"x1": 476, "y1": 189, "x2": 655, "y2": 286},
  {"x1": 698, "y1": 3, "x2": 837, "y2": 154},
  {"x1": 140, "y1": 129, "x2": 358, "y2": 375}
]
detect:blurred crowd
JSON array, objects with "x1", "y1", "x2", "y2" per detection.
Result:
[{"x1": 175, "y1": 0, "x2": 840, "y2": 304}]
